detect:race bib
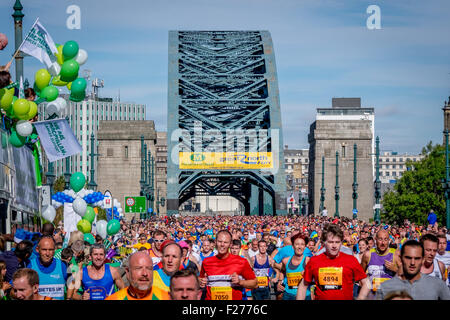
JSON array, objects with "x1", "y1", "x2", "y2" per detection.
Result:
[
  {"x1": 211, "y1": 286, "x2": 232, "y2": 300},
  {"x1": 372, "y1": 277, "x2": 389, "y2": 291},
  {"x1": 257, "y1": 276, "x2": 269, "y2": 287},
  {"x1": 318, "y1": 267, "x2": 343, "y2": 290},
  {"x1": 286, "y1": 272, "x2": 303, "y2": 288}
]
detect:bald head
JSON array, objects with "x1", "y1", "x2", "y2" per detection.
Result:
[
  {"x1": 375, "y1": 229, "x2": 390, "y2": 252},
  {"x1": 126, "y1": 251, "x2": 153, "y2": 291}
]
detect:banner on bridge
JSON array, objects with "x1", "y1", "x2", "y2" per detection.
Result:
[{"x1": 179, "y1": 152, "x2": 273, "y2": 169}]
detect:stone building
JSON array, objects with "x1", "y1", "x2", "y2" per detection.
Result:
[
  {"x1": 155, "y1": 132, "x2": 167, "y2": 216},
  {"x1": 96, "y1": 121, "x2": 157, "y2": 219},
  {"x1": 308, "y1": 98, "x2": 374, "y2": 221}
]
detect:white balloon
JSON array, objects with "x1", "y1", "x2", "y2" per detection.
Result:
[
  {"x1": 75, "y1": 49, "x2": 88, "y2": 65},
  {"x1": 52, "y1": 201, "x2": 62, "y2": 209},
  {"x1": 72, "y1": 197, "x2": 87, "y2": 217},
  {"x1": 117, "y1": 208, "x2": 123, "y2": 213},
  {"x1": 96, "y1": 220, "x2": 107, "y2": 239},
  {"x1": 42, "y1": 205, "x2": 56, "y2": 222},
  {"x1": 46, "y1": 101, "x2": 60, "y2": 117},
  {"x1": 16, "y1": 120, "x2": 33, "y2": 137},
  {"x1": 55, "y1": 97, "x2": 67, "y2": 112},
  {"x1": 47, "y1": 61, "x2": 61, "y2": 76}
]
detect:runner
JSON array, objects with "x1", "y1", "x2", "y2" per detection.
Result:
[
  {"x1": 198, "y1": 239, "x2": 215, "y2": 267},
  {"x1": 179, "y1": 240, "x2": 200, "y2": 274},
  {"x1": 75, "y1": 243, "x2": 125, "y2": 300},
  {"x1": 296, "y1": 224, "x2": 370, "y2": 300},
  {"x1": 148, "y1": 230, "x2": 166, "y2": 267},
  {"x1": 12, "y1": 268, "x2": 53, "y2": 300},
  {"x1": 420, "y1": 234, "x2": 446, "y2": 280},
  {"x1": 279, "y1": 234, "x2": 310, "y2": 300},
  {"x1": 377, "y1": 240, "x2": 450, "y2": 300},
  {"x1": 199, "y1": 230, "x2": 257, "y2": 300},
  {"x1": 169, "y1": 269, "x2": 202, "y2": 300},
  {"x1": 106, "y1": 252, "x2": 160, "y2": 300},
  {"x1": 27, "y1": 236, "x2": 67, "y2": 300},
  {"x1": 133, "y1": 233, "x2": 151, "y2": 251},
  {"x1": 360, "y1": 229, "x2": 399, "y2": 298},
  {"x1": 436, "y1": 233, "x2": 450, "y2": 286},
  {"x1": 152, "y1": 241, "x2": 182, "y2": 300},
  {"x1": 250, "y1": 240, "x2": 274, "y2": 300},
  {"x1": 247, "y1": 239, "x2": 259, "y2": 259}
]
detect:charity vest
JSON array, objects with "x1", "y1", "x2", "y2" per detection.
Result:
[
  {"x1": 253, "y1": 255, "x2": 270, "y2": 288},
  {"x1": 367, "y1": 248, "x2": 396, "y2": 291},
  {"x1": 81, "y1": 264, "x2": 116, "y2": 300},
  {"x1": 30, "y1": 257, "x2": 65, "y2": 300}
]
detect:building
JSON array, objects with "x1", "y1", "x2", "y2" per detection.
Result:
[
  {"x1": 379, "y1": 151, "x2": 424, "y2": 184},
  {"x1": 38, "y1": 96, "x2": 146, "y2": 184},
  {"x1": 96, "y1": 121, "x2": 157, "y2": 218},
  {"x1": 155, "y1": 132, "x2": 167, "y2": 216},
  {"x1": 308, "y1": 98, "x2": 375, "y2": 221},
  {"x1": 284, "y1": 146, "x2": 309, "y2": 214}
]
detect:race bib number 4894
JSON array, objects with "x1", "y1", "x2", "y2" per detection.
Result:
[
  {"x1": 318, "y1": 267, "x2": 343, "y2": 290},
  {"x1": 211, "y1": 286, "x2": 232, "y2": 300}
]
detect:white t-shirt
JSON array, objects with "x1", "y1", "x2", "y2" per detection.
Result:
[
  {"x1": 248, "y1": 248, "x2": 259, "y2": 259},
  {"x1": 322, "y1": 209, "x2": 328, "y2": 217}
]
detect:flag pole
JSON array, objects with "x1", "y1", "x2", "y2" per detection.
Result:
[{"x1": 6, "y1": 17, "x2": 39, "y2": 70}]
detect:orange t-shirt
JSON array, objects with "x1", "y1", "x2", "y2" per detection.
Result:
[{"x1": 105, "y1": 287, "x2": 156, "y2": 300}]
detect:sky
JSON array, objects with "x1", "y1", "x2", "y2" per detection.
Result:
[{"x1": 1, "y1": 0, "x2": 449, "y2": 154}]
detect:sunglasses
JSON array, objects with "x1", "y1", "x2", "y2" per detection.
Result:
[{"x1": 153, "y1": 239, "x2": 165, "y2": 242}]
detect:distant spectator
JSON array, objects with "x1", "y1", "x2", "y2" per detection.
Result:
[{"x1": 0, "y1": 240, "x2": 33, "y2": 283}]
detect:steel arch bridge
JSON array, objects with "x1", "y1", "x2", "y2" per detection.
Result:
[{"x1": 167, "y1": 31, "x2": 287, "y2": 216}]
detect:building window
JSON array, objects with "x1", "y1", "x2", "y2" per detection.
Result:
[
  {"x1": 386, "y1": 158, "x2": 389, "y2": 162},
  {"x1": 386, "y1": 172, "x2": 390, "y2": 176},
  {"x1": 342, "y1": 145, "x2": 346, "y2": 157},
  {"x1": 107, "y1": 148, "x2": 114, "y2": 157},
  {"x1": 393, "y1": 171, "x2": 396, "y2": 176},
  {"x1": 393, "y1": 158, "x2": 396, "y2": 162},
  {"x1": 400, "y1": 158, "x2": 403, "y2": 162},
  {"x1": 413, "y1": 158, "x2": 416, "y2": 161},
  {"x1": 393, "y1": 165, "x2": 396, "y2": 169},
  {"x1": 124, "y1": 146, "x2": 128, "y2": 158}
]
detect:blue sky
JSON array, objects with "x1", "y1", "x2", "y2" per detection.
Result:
[{"x1": 1, "y1": 0, "x2": 449, "y2": 154}]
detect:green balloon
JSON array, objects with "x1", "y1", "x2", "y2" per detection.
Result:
[
  {"x1": 60, "y1": 59, "x2": 79, "y2": 83},
  {"x1": 70, "y1": 171, "x2": 86, "y2": 192},
  {"x1": 107, "y1": 219, "x2": 120, "y2": 236},
  {"x1": 34, "y1": 68, "x2": 51, "y2": 90},
  {"x1": 77, "y1": 219, "x2": 91, "y2": 234},
  {"x1": 41, "y1": 86, "x2": 59, "y2": 102},
  {"x1": 13, "y1": 99, "x2": 30, "y2": 116},
  {"x1": 83, "y1": 206, "x2": 95, "y2": 223},
  {"x1": 9, "y1": 130, "x2": 26, "y2": 148},
  {"x1": 62, "y1": 41, "x2": 79, "y2": 61},
  {"x1": 83, "y1": 233, "x2": 95, "y2": 245},
  {"x1": 69, "y1": 90, "x2": 85, "y2": 102},
  {"x1": 0, "y1": 88, "x2": 14, "y2": 109},
  {"x1": 70, "y1": 78, "x2": 87, "y2": 95}
]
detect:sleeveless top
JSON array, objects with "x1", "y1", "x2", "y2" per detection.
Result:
[
  {"x1": 81, "y1": 264, "x2": 116, "y2": 300},
  {"x1": 253, "y1": 255, "x2": 271, "y2": 288},
  {"x1": 200, "y1": 251, "x2": 215, "y2": 262},
  {"x1": 423, "y1": 258, "x2": 443, "y2": 279},
  {"x1": 30, "y1": 257, "x2": 65, "y2": 300},
  {"x1": 284, "y1": 255, "x2": 309, "y2": 297},
  {"x1": 367, "y1": 248, "x2": 396, "y2": 292}
]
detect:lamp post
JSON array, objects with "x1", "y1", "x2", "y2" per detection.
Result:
[
  {"x1": 45, "y1": 160, "x2": 56, "y2": 196},
  {"x1": 334, "y1": 151, "x2": 340, "y2": 218},
  {"x1": 148, "y1": 153, "x2": 155, "y2": 212},
  {"x1": 302, "y1": 192, "x2": 308, "y2": 216},
  {"x1": 156, "y1": 189, "x2": 166, "y2": 215},
  {"x1": 352, "y1": 144, "x2": 358, "y2": 219},
  {"x1": 12, "y1": 0, "x2": 24, "y2": 82},
  {"x1": 374, "y1": 136, "x2": 381, "y2": 224},
  {"x1": 88, "y1": 133, "x2": 98, "y2": 191},
  {"x1": 443, "y1": 130, "x2": 450, "y2": 229},
  {"x1": 140, "y1": 135, "x2": 145, "y2": 196},
  {"x1": 319, "y1": 156, "x2": 325, "y2": 215}
]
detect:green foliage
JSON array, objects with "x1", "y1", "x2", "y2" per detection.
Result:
[
  {"x1": 382, "y1": 143, "x2": 445, "y2": 225},
  {"x1": 53, "y1": 175, "x2": 66, "y2": 193},
  {"x1": 96, "y1": 207, "x2": 107, "y2": 221}
]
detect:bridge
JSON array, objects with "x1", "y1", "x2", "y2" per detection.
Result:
[{"x1": 167, "y1": 31, "x2": 287, "y2": 216}]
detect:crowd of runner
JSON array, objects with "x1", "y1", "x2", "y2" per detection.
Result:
[{"x1": 1, "y1": 213, "x2": 450, "y2": 300}]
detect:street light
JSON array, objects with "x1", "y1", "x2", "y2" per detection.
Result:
[
  {"x1": 139, "y1": 135, "x2": 145, "y2": 196},
  {"x1": 334, "y1": 151, "x2": 340, "y2": 217},
  {"x1": 374, "y1": 136, "x2": 381, "y2": 224},
  {"x1": 88, "y1": 133, "x2": 98, "y2": 191},
  {"x1": 352, "y1": 144, "x2": 358, "y2": 219},
  {"x1": 443, "y1": 130, "x2": 450, "y2": 229},
  {"x1": 319, "y1": 156, "x2": 326, "y2": 216}
]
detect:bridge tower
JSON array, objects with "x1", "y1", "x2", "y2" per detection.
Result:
[{"x1": 167, "y1": 31, "x2": 287, "y2": 216}]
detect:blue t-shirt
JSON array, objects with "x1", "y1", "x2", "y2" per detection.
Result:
[
  {"x1": 27, "y1": 257, "x2": 68, "y2": 281},
  {"x1": 427, "y1": 213, "x2": 437, "y2": 225},
  {"x1": 273, "y1": 245, "x2": 312, "y2": 264}
]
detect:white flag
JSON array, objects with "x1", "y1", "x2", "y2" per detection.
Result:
[
  {"x1": 33, "y1": 118, "x2": 82, "y2": 162},
  {"x1": 19, "y1": 18, "x2": 58, "y2": 68}
]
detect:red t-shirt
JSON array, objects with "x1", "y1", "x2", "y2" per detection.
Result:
[
  {"x1": 200, "y1": 254, "x2": 256, "y2": 300},
  {"x1": 303, "y1": 252, "x2": 366, "y2": 300}
]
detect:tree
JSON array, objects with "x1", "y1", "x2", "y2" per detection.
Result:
[{"x1": 382, "y1": 143, "x2": 445, "y2": 225}]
